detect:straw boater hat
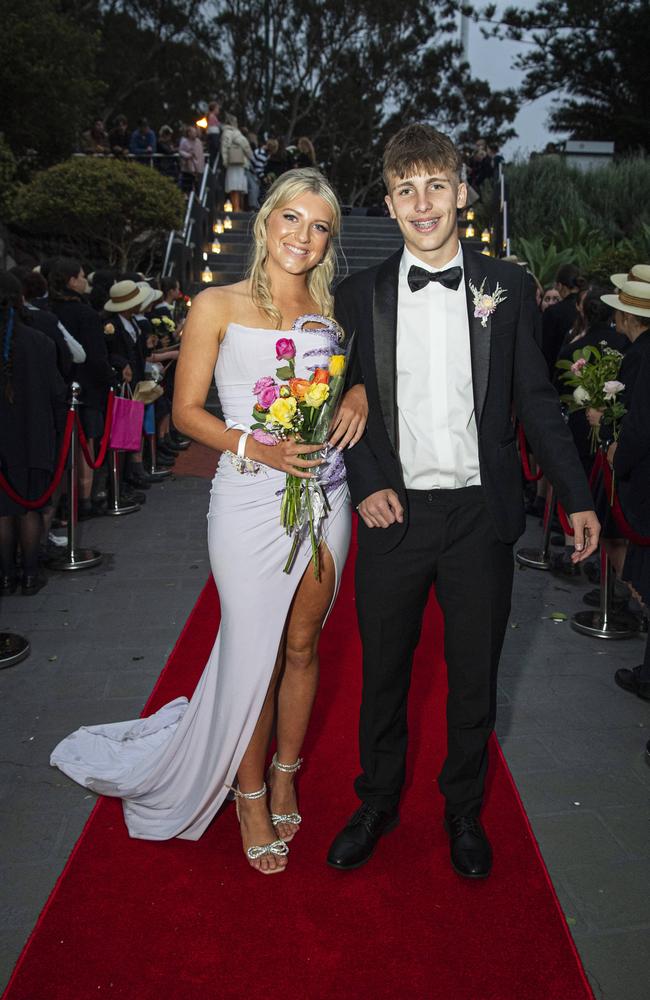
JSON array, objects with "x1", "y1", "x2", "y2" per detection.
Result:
[
  {"x1": 104, "y1": 279, "x2": 149, "y2": 313},
  {"x1": 137, "y1": 281, "x2": 163, "y2": 310},
  {"x1": 601, "y1": 264, "x2": 650, "y2": 319}
]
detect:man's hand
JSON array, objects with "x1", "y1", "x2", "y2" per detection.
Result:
[
  {"x1": 123, "y1": 364, "x2": 133, "y2": 384},
  {"x1": 569, "y1": 510, "x2": 600, "y2": 563},
  {"x1": 357, "y1": 489, "x2": 404, "y2": 529}
]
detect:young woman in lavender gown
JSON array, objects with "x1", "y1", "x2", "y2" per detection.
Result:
[{"x1": 51, "y1": 169, "x2": 366, "y2": 874}]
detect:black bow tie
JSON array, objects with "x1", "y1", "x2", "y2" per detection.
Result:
[{"x1": 407, "y1": 264, "x2": 463, "y2": 293}]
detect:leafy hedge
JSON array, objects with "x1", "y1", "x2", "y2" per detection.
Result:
[
  {"x1": 505, "y1": 155, "x2": 650, "y2": 285},
  {"x1": 9, "y1": 157, "x2": 185, "y2": 271}
]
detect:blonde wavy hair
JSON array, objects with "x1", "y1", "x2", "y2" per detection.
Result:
[{"x1": 249, "y1": 167, "x2": 341, "y2": 329}]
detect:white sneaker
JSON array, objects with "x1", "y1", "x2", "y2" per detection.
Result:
[{"x1": 48, "y1": 531, "x2": 68, "y2": 547}]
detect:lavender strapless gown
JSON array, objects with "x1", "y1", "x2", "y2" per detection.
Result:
[{"x1": 50, "y1": 318, "x2": 351, "y2": 840}]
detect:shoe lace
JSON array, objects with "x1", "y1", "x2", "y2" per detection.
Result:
[
  {"x1": 351, "y1": 804, "x2": 382, "y2": 833},
  {"x1": 450, "y1": 815, "x2": 482, "y2": 837}
]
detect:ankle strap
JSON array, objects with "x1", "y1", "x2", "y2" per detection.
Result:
[
  {"x1": 271, "y1": 752, "x2": 303, "y2": 774},
  {"x1": 233, "y1": 783, "x2": 267, "y2": 800}
]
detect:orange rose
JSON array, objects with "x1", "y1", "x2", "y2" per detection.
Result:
[
  {"x1": 311, "y1": 368, "x2": 330, "y2": 385},
  {"x1": 289, "y1": 378, "x2": 311, "y2": 400}
]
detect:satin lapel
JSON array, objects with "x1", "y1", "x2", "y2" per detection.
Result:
[
  {"x1": 372, "y1": 249, "x2": 402, "y2": 449},
  {"x1": 464, "y1": 249, "x2": 491, "y2": 428}
]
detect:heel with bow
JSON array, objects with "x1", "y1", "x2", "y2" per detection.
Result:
[
  {"x1": 268, "y1": 753, "x2": 303, "y2": 842},
  {"x1": 233, "y1": 783, "x2": 289, "y2": 875}
]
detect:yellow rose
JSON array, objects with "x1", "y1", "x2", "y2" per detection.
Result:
[
  {"x1": 304, "y1": 382, "x2": 330, "y2": 408},
  {"x1": 104, "y1": 322, "x2": 115, "y2": 335},
  {"x1": 328, "y1": 355, "x2": 345, "y2": 377},
  {"x1": 268, "y1": 395, "x2": 297, "y2": 428}
]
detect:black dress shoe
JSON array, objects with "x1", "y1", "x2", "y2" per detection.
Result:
[
  {"x1": 327, "y1": 804, "x2": 399, "y2": 870},
  {"x1": 614, "y1": 666, "x2": 650, "y2": 701},
  {"x1": 170, "y1": 432, "x2": 191, "y2": 449},
  {"x1": 1, "y1": 575, "x2": 18, "y2": 595},
  {"x1": 445, "y1": 815, "x2": 492, "y2": 879},
  {"x1": 124, "y1": 472, "x2": 152, "y2": 489},
  {"x1": 121, "y1": 487, "x2": 146, "y2": 504},
  {"x1": 156, "y1": 443, "x2": 178, "y2": 459},
  {"x1": 152, "y1": 452, "x2": 175, "y2": 467},
  {"x1": 159, "y1": 437, "x2": 182, "y2": 454},
  {"x1": 21, "y1": 574, "x2": 47, "y2": 596},
  {"x1": 583, "y1": 587, "x2": 628, "y2": 611}
]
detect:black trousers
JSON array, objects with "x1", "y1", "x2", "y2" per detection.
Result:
[{"x1": 354, "y1": 486, "x2": 514, "y2": 818}]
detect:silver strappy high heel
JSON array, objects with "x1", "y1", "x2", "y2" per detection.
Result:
[
  {"x1": 233, "y1": 783, "x2": 289, "y2": 874},
  {"x1": 268, "y1": 753, "x2": 303, "y2": 841}
]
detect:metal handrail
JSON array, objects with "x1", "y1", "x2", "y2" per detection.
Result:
[{"x1": 164, "y1": 152, "x2": 221, "y2": 280}]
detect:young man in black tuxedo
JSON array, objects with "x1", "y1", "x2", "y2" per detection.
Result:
[{"x1": 327, "y1": 124, "x2": 600, "y2": 878}]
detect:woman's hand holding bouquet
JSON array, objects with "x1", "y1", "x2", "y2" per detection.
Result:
[{"x1": 245, "y1": 326, "x2": 354, "y2": 576}]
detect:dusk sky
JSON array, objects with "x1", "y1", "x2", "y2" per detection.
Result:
[{"x1": 464, "y1": 0, "x2": 568, "y2": 158}]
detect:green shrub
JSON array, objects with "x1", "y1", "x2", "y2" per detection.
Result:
[
  {"x1": 515, "y1": 236, "x2": 574, "y2": 287},
  {"x1": 509, "y1": 155, "x2": 650, "y2": 284},
  {"x1": 0, "y1": 134, "x2": 18, "y2": 218},
  {"x1": 508, "y1": 157, "x2": 594, "y2": 246},
  {"x1": 508, "y1": 155, "x2": 650, "y2": 248},
  {"x1": 10, "y1": 157, "x2": 185, "y2": 270}
]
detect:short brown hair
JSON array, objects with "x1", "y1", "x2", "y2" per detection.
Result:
[{"x1": 383, "y1": 124, "x2": 462, "y2": 189}]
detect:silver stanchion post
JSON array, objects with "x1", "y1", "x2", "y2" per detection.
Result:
[
  {"x1": 571, "y1": 545, "x2": 639, "y2": 639},
  {"x1": 49, "y1": 383, "x2": 102, "y2": 571},
  {"x1": 516, "y1": 484, "x2": 556, "y2": 570},
  {"x1": 145, "y1": 431, "x2": 172, "y2": 481},
  {"x1": 107, "y1": 448, "x2": 140, "y2": 516},
  {"x1": 0, "y1": 633, "x2": 30, "y2": 669}
]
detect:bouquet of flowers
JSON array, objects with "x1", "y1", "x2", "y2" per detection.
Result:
[
  {"x1": 556, "y1": 342, "x2": 626, "y2": 452},
  {"x1": 249, "y1": 325, "x2": 350, "y2": 578}
]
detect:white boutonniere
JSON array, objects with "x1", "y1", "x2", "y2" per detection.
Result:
[{"x1": 470, "y1": 278, "x2": 507, "y2": 328}]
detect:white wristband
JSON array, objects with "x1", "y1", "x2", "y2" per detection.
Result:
[{"x1": 237, "y1": 431, "x2": 250, "y2": 460}]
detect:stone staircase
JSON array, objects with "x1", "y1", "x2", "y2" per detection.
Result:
[{"x1": 201, "y1": 212, "x2": 485, "y2": 289}]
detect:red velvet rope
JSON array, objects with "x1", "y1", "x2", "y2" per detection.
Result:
[
  {"x1": 517, "y1": 423, "x2": 543, "y2": 482},
  {"x1": 76, "y1": 389, "x2": 115, "y2": 470},
  {"x1": 0, "y1": 409, "x2": 75, "y2": 509},
  {"x1": 555, "y1": 450, "x2": 650, "y2": 545},
  {"x1": 600, "y1": 453, "x2": 650, "y2": 546},
  {"x1": 557, "y1": 503, "x2": 574, "y2": 536}
]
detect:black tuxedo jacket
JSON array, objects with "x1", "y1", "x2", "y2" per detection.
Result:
[
  {"x1": 337, "y1": 247, "x2": 593, "y2": 553},
  {"x1": 106, "y1": 314, "x2": 147, "y2": 384},
  {"x1": 613, "y1": 330, "x2": 650, "y2": 535}
]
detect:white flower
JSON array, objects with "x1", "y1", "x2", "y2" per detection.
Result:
[
  {"x1": 573, "y1": 386, "x2": 590, "y2": 405},
  {"x1": 603, "y1": 380, "x2": 625, "y2": 400},
  {"x1": 469, "y1": 278, "x2": 507, "y2": 328}
]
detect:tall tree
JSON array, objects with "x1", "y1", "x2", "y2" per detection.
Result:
[
  {"x1": 213, "y1": 0, "x2": 519, "y2": 202},
  {"x1": 0, "y1": 0, "x2": 102, "y2": 166},
  {"x1": 477, "y1": 0, "x2": 650, "y2": 152}
]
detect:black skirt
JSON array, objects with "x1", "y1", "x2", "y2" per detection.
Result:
[
  {"x1": 0, "y1": 466, "x2": 53, "y2": 516},
  {"x1": 79, "y1": 406, "x2": 105, "y2": 440}
]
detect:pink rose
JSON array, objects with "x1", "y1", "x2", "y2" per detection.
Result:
[
  {"x1": 570, "y1": 358, "x2": 588, "y2": 374},
  {"x1": 252, "y1": 428, "x2": 278, "y2": 446},
  {"x1": 276, "y1": 338, "x2": 296, "y2": 361},
  {"x1": 252, "y1": 376, "x2": 280, "y2": 409},
  {"x1": 258, "y1": 384, "x2": 280, "y2": 408},
  {"x1": 253, "y1": 375, "x2": 275, "y2": 395}
]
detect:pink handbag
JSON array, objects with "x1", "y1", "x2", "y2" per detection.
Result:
[{"x1": 109, "y1": 385, "x2": 144, "y2": 451}]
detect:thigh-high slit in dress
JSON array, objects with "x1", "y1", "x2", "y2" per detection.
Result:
[{"x1": 50, "y1": 317, "x2": 351, "y2": 841}]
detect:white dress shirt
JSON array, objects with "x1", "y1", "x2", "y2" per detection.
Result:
[{"x1": 396, "y1": 244, "x2": 481, "y2": 489}]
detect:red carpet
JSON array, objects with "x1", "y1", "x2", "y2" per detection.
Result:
[{"x1": 4, "y1": 512, "x2": 594, "y2": 999}]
